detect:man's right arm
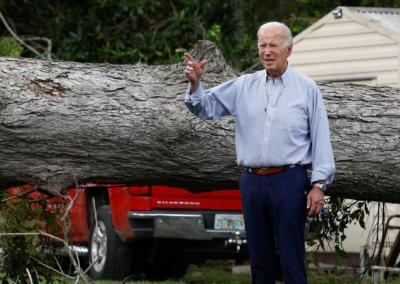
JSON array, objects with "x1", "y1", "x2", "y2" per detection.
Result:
[
  {"x1": 183, "y1": 79, "x2": 236, "y2": 120},
  {"x1": 183, "y1": 53, "x2": 239, "y2": 120}
]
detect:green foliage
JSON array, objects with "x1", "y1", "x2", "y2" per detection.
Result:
[
  {"x1": 0, "y1": 187, "x2": 63, "y2": 283},
  {"x1": 0, "y1": 0, "x2": 214, "y2": 64},
  {"x1": 0, "y1": 0, "x2": 346, "y2": 70},
  {"x1": 0, "y1": 37, "x2": 23, "y2": 57},
  {"x1": 306, "y1": 197, "x2": 370, "y2": 260},
  {"x1": 2, "y1": 0, "x2": 395, "y2": 70},
  {"x1": 1, "y1": 0, "x2": 399, "y2": 70}
]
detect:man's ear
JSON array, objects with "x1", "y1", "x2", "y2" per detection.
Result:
[{"x1": 287, "y1": 44, "x2": 293, "y2": 57}]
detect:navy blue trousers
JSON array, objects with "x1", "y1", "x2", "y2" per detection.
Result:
[{"x1": 240, "y1": 166, "x2": 309, "y2": 284}]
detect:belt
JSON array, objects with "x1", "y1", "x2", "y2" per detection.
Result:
[{"x1": 244, "y1": 165, "x2": 302, "y2": 175}]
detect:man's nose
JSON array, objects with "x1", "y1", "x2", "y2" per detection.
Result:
[{"x1": 264, "y1": 49, "x2": 272, "y2": 56}]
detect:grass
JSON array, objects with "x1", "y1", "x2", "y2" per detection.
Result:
[
  {"x1": 95, "y1": 261, "x2": 400, "y2": 284},
  {"x1": 97, "y1": 261, "x2": 251, "y2": 284},
  {"x1": 182, "y1": 262, "x2": 251, "y2": 284},
  {"x1": 3, "y1": 260, "x2": 400, "y2": 283}
]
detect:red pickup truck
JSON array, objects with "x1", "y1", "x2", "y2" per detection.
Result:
[{"x1": 7, "y1": 183, "x2": 247, "y2": 280}]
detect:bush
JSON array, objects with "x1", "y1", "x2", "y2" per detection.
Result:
[
  {"x1": 0, "y1": 186, "x2": 62, "y2": 283},
  {"x1": 0, "y1": 37, "x2": 23, "y2": 57}
]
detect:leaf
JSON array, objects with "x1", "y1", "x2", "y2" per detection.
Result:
[
  {"x1": 31, "y1": 236, "x2": 38, "y2": 248},
  {"x1": 334, "y1": 245, "x2": 347, "y2": 257},
  {"x1": 311, "y1": 253, "x2": 320, "y2": 267},
  {"x1": 23, "y1": 219, "x2": 37, "y2": 229},
  {"x1": 359, "y1": 218, "x2": 365, "y2": 229}
]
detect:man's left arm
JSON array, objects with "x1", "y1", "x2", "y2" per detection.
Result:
[{"x1": 307, "y1": 84, "x2": 336, "y2": 216}]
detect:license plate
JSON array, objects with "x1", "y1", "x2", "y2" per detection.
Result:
[{"x1": 214, "y1": 214, "x2": 245, "y2": 231}]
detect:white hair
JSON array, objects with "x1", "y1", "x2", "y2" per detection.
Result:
[{"x1": 257, "y1": 22, "x2": 293, "y2": 47}]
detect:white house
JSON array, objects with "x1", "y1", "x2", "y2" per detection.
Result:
[{"x1": 290, "y1": 6, "x2": 400, "y2": 87}]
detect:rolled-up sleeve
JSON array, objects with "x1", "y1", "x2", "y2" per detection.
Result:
[{"x1": 184, "y1": 78, "x2": 239, "y2": 120}]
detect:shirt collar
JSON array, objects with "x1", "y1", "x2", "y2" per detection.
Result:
[{"x1": 265, "y1": 64, "x2": 291, "y2": 87}]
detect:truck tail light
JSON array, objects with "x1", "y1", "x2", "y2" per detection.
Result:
[{"x1": 127, "y1": 186, "x2": 151, "y2": 196}]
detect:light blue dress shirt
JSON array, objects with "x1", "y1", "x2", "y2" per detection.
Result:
[{"x1": 184, "y1": 66, "x2": 335, "y2": 185}]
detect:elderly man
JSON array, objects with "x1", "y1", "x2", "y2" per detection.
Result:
[{"x1": 184, "y1": 21, "x2": 335, "y2": 283}]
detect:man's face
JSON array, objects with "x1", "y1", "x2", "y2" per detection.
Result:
[{"x1": 258, "y1": 27, "x2": 292, "y2": 78}]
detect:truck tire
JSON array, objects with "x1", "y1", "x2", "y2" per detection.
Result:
[{"x1": 88, "y1": 205, "x2": 133, "y2": 280}]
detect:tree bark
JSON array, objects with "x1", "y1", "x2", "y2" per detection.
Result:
[
  {"x1": 0, "y1": 40, "x2": 399, "y2": 202},
  {"x1": 320, "y1": 82, "x2": 400, "y2": 202}
]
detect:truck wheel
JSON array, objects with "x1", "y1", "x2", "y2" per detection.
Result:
[{"x1": 88, "y1": 205, "x2": 133, "y2": 280}]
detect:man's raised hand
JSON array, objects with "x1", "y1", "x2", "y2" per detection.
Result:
[{"x1": 184, "y1": 53, "x2": 207, "y2": 92}]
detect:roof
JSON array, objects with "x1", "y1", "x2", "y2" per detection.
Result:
[
  {"x1": 347, "y1": 6, "x2": 400, "y2": 35},
  {"x1": 293, "y1": 6, "x2": 400, "y2": 44}
]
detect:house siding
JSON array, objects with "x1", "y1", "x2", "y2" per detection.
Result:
[{"x1": 289, "y1": 13, "x2": 400, "y2": 87}]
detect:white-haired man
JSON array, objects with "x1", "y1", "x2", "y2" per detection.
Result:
[{"x1": 184, "y1": 22, "x2": 335, "y2": 283}]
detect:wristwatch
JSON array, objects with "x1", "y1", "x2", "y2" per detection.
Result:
[{"x1": 313, "y1": 182, "x2": 327, "y2": 192}]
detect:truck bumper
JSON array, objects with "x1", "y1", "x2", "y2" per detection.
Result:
[{"x1": 128, "y1": 211, "x2": 246, "y2": 240}]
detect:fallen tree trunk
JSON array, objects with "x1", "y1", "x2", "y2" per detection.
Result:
[
  {"x1": 0, "y1": 40, "x2": 399, "y2": 202},
  {"x1": 321, "y1": 82, "x2": 400, "y2": 202}
]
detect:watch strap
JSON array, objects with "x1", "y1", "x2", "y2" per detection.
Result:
[{"x1": 313, "y1": 182, "x2": 327, "y2": 191}]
